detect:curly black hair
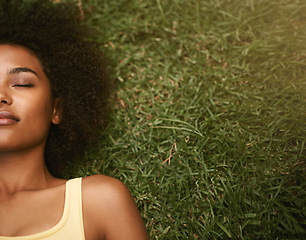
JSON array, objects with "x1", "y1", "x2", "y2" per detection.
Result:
[{"x1": 0, "y1": 0, "x2": 112, "y2": 178}]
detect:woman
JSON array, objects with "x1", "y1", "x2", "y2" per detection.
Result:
[{"x1": 0, "y1": 0, "x2": 149, "y2": 239}]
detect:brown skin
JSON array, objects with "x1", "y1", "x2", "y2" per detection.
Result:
[{"x1": 0, "y1": 45, "x2": 149, "y2": 239}]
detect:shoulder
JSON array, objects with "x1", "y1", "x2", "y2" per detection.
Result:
[
  {"x1": 82, "y1": 174, "x2": 128, "y2": 195},
  {"x1": 81, "y1": 175, "x2": 135, "y2": 211},
  {"x1": 81, "y1": 175, "x2": 134, "y2": 218},
  {"x1": 81, "y1": 175, "x2": 149, "y2": 240}
]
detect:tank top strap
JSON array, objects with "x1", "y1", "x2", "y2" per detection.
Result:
[
  {"x1": 64, "y1": 177, "x2": 85, "y2": 240},
  {"x1": 65, "y1": 178, "x2": 83, "y2": 216}
]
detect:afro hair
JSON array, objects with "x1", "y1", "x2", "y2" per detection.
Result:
[{"x1": 0, "y1": 0, "x2": 113, "y2": 177}]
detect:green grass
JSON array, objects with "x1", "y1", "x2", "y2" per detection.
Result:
[{"x1": 67, "y1": 0, "x2": 305, "y2": 238}]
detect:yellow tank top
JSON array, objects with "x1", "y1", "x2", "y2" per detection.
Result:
[{"x1": 0, "y1": 178, "x2": 85, "y2": 240}]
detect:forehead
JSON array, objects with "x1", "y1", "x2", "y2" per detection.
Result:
[{"x1": 0, "y1": 44, "x2": 45, "y2": 77}]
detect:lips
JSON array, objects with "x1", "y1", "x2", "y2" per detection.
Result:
[{"x1": 0, "y1": 111, "x2": 20, "y2": 125}]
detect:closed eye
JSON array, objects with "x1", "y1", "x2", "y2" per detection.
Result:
[{"x1": 13, "y1": 84, "x2": 34, "y2": 88}]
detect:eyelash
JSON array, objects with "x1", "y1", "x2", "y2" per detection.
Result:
[{"x1": 13, "y1": 84, "x2": 34, "y2": 88}]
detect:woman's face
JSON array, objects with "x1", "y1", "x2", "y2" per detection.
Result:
[{"x1": 0, "y1": 44, "x2": 60, "y2": 153}]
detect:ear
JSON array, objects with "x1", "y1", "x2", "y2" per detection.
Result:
[{"x1": 51, "y1": 98, "x2": 62, "y2": 125}]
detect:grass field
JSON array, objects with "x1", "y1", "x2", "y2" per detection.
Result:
[{"x1": 67, "y1": 0, "x2": 305, "y2": 238}]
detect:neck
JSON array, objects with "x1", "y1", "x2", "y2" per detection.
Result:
[{"x1": 0, "y1": 148, "x2": 55, "y2": 195}]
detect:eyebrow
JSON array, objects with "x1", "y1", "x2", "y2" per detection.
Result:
[{"x1": 9, "y1": 67, "x2": 39, "y2": 77}]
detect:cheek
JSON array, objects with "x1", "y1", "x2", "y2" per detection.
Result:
[
  {"x1": 36, "y1": 96, "x2": 54, "y2": 124},
  {"x1": 20, "y1": 92, "x2": 54, "y2": 127}
]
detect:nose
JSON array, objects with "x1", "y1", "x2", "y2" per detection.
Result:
[{"x1": 0, "y1": 87, "x2": 13, "y2": 105}]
